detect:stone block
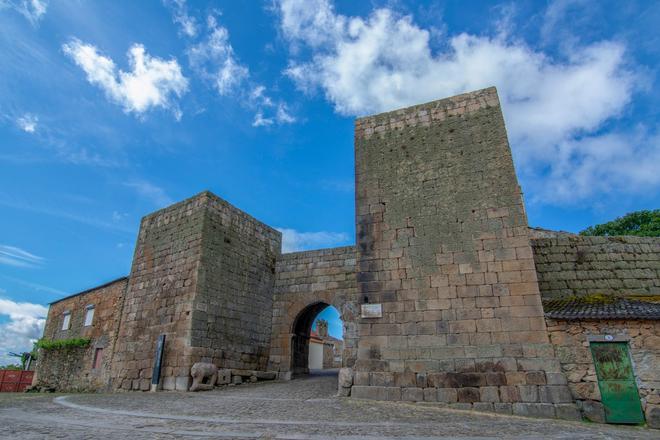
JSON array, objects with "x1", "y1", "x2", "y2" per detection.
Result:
[
  {"x1": 545, "y1": 372, "x2": 567, "y2": 385},
  {"x1": 569, "y1": 382, "x2": 601, "y2": 401},
  {"x1": 255, "y1": 371, "x2": 276, "y2": 380},
  {"x1": 437, "y1": 388, "x2": 458, "y2": 403},
  {"x1": 370, "y1": 372, "x2": 394, "y2": 387},
  {"x1": 175, "y1": 376, "x2": 191, "y2": 391},
  {"x1": 577, "y1": 400, "x2": 605, "y2": 423},
  {"x1": 457, "y1": 387, "x2": 480, "y2": 403},
  {"x1": 423, "y1": 387, "x2": 437, "y2": 402},
  {"x1": 354, "y1": 372, "x2": 370, "y2": 386},
  {"x1": 232, "y1": 375, "x2": 243, "y2": 385},
  {"x1": 555, "y1": 404, "x2": 582, "y2": 421},
  {"x1": 500, "y1": 386, "x2": 520, "y2": 403},
  {"x1": 645, "y1": 404, "x2": 660, "y2": 429},
  {"x1": 449, "y1": 403, "x2": 473, "y2": 411},
  {"x1": 351, "y1": 386, "x2": 401, "y2": 401},
  {"x1": 512, "y1": 403, "x2": 555, "y2": 419},
  {"x1": 217, "y1": 369, "x2": 231, "y2": 385},
  {"x1": 394, "y1": 371, "x2": 417, "y2": 387},
  {"x1": 162, "y1": 376, "x2": 175, "y2": 391},
  {"x1": 525, "y1": 371, "x2": 546, "y2": 385},
  {"x1": 480, "y1": 386, "x2": 500, "y2": 403},
  {"x1": 473, "y1": 402, "x2": 494, "y2": 412},
  {"x1": 519, "y1": 385, "x2": 539, "y2": 402},
  {"x1": 539, "y1": 385, "x2": 573, "y2": 403},
  {"x1": 494, "y1": 403, "x2": 512, "y2": 414},
  {"x1": 486, "y1": 372, "x2": 507, "y2": 386},
  {"x1": 402, "y1": 387, "x2": 424, "y2": 402}
]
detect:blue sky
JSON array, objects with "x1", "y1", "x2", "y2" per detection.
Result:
[{"x1": 0, "y1": 0, "x2": 658, "y2": 362}]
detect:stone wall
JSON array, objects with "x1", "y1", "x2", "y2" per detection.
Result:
[
  {"x1": 546, "y1": 318, "x2": 660, "y2": 427},
  {"x1": 268, "y1": 246, "x2": 357, "y2": 375},
  {"x1": 351, "y1": 87, "x2": 570, "y2": 415},
  {"x1": 532, "y1": 236, "x2": 660, "y2": 299},
  {"x1": 111, "y1": 193, "x2": 208, "y2": 391},
  {"x1": 36, "y1": 277, "x2": 127, "y2": 391},
  {"x1": 189, "y1": 194, "x2": 281, "y2": 371}
]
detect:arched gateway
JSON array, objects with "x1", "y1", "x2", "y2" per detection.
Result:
[{"x1": 267, "y1": 247, "x2": 358, "y2": 377}]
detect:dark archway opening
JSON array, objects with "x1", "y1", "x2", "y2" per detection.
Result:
[{"x1": 291, "y1": 302, "x2": 343, "y2": 377}]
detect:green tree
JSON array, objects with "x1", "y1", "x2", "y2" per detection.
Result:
[{"x1": 580, "y1": 209, "x2": 660, "y2": 237}]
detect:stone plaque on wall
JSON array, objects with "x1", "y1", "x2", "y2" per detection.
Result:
[{"x1": 361, "y1": 303, "x2": 382, "y2": 318}]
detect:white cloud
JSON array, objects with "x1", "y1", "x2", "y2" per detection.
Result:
[
  {"x1": 252, "y1": 111, "x2": 273, "y2": 127},
  {"x1": 0, "y1": 0, "x2": 48, "y2": 25},
  {"x1": 188, "y1": 15, "x2": 248, "y2": 96},
  {"x1": 277, "y1": 228, "x2": 350, "y2": 253},
  {"x1": 275, "y1": 0, "x2": 654, "y2": 205},
  {"x1": 124, "y1": 180, "x2": 173, "y2": 207},
  {"x1": 0, "y1": 244, "x2": 43, "y2": 268},
  {"x1": 0, "y1": 297, "x2": 47, "y2": 365},
  {"x1": 16, "y1": 113, "x2": 37, "y2": 132},
  {"x1": 62, "y1": 39, "x2": 188, "y2": 119},
  {"x1": 164, "y1": 0, "x2": 198, "y2": 38}
]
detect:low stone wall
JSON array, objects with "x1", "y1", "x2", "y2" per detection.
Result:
[
  {"x1": 532, "y1": 236, "x2": 660, "y2": 299},
  {"x1": 36, "y1": 346, "x2": 103, "y2": 392},
  {"x1": 546, "y1": 318, "x2": 660, "y2": 427}
]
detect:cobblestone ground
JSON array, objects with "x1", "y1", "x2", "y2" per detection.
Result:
[{"x1": 0, "y1": 371, "x2": 654, "y2": 439}]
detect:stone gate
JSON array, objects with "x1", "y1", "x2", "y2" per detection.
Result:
[{"x1": 36, "y1": 87, "x2": 660, "y2": 426}]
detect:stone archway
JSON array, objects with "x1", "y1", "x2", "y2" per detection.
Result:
[
  {"x1": 291, "y1": 302, "x2": 333, "y2": 376},
  {"x1": 267, "y1": 247, "x2": 359, "y2": 377}
]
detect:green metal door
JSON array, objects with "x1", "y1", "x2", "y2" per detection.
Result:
[{"x1": 590, "y1": 342, "x2": 645, "y2": 424}]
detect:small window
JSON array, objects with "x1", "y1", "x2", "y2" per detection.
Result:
[
  {"x1": 93, "y1": 348, "x2": 104, "y2": 369},
  {"x1": 84, "y1": 305, "x2": 95, "y2": 326},
  {"x1": 61, "y1": 311, "x2": 71, "y2": 330}
]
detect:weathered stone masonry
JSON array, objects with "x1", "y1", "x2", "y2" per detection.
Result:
[{"x1": 37, "y1": 87, "x2": 659, "y2": 425}]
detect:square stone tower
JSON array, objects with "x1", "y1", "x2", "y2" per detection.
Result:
[
  {"x1": 352, "y1": 87, "x2": 568, "y2": 406},
  {"x1": 111, "y1": 191, "x2": 281, "y2": 391}
]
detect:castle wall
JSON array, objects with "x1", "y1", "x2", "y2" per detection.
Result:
[
  {"x1": 268, "y1": 246, "x2": 357, "y2": 374},
  {"x1": 350, "y1": 87, "x2": 572, "y2": 415},
  {"x1": 532, "y1": 236, "x2": 660, "y2": 300},
  {"x1": 36, "y1": 277, "x2": 127, "y2": 391},
  {"x1": 189, "y1": 194, "x2": 281, "y2": 371},
  {"x1": 111, "y1": 193, "x2": 208, "y2": 391}
]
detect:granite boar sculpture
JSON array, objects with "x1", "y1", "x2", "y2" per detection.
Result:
[{"x1": 189, "y1": 362, "x2": 218, "y2": 391}]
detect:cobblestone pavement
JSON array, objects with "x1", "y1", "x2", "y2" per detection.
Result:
[{"x1": 0, "y1": 371, "x2": 654, "y2": 439}]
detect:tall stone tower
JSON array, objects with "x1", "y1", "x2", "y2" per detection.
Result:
[{"x1": 352, "y1": 87, "x2": 567, "y2": 406}]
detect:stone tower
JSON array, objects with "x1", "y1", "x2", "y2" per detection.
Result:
[{"x1": 351, "y1": 87, "x2": 568, "y2": 406}]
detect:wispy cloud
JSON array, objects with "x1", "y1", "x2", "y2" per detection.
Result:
[
  {"x1": 62, "y1": 38, "x2": 188, "y2": 120},
  {"x1": 164, "y1": 0, "x2": 198, "y2": 38},
  {"x1": 124, "y1": 180, "x2": 173, "y2": 208},
  {"x1": 188, "y1": 15, "x2": 249, "y2": 96},
  {"x1": 0, "y1": 193, "x2": 134, "y2": 234},
  {"x1": 0, "y1": 275, "x2": 65, "y2": 296},
  {"x1": 277, "y1": 228, "x2": 350, "y2": 253},
  {"x1": 0, "y1": 245, "x2": 43, "y2": 268},
  {"x1": 166, "y1": 2, "x2": 296, "y2": 127},
  {"x1": 0, "y1": 297, "x2": 47, "y2": 365},
  {"x1": 0, "y1": 0, "x2": 48, "y2": 26},
  {"x1": 16, "y1": 113, "x2": 37, "y2": 132}
]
